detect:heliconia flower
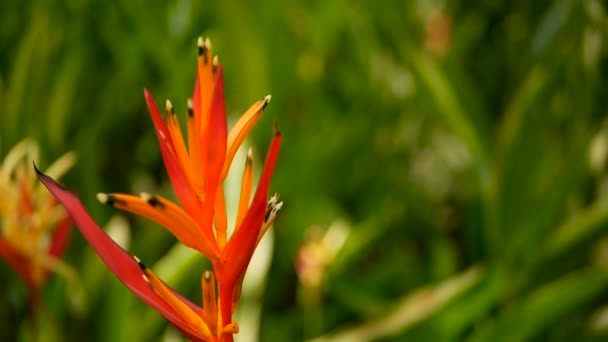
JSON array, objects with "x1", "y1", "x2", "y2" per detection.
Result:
[
  {"x1": 36, "y1": 37, "x2": 282, "y2": 342},
  {"x1": 0, "y1": 139, "x2": 76, "y2": 305}
]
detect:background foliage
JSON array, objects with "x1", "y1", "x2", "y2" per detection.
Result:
[{"x1": 2, "y1": 0, "x2": 608, "y2": 341}]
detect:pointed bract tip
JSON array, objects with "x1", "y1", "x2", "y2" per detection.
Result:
[
  {"x1": 197, "y1": 37, "x2": 205, "y2": 55},
  {"x1": 33, "y1": 164, "x2": 68, "y2": 190},
  {"x1": 165, "y1": 99, "x2": 174, "y2": 114},
  {"x1": 143, "y1": 88, "x2": 152, "y2": 98},
  {"x1": 247, "y1": 147, "x2": 253, "y2": 162},
  {"x1": 96, "y1": 193, "x2": 110, "y2": 204},
  {"x1": 204, "y1": 37, "x2": 212, "y2": 50},
  {"x1": 186, "y1": 98, "x2": 194, "y2": 117},
  {"x1": 262, "y1": 95, "x2": 272, "y2": 109},
  {"x1": 273, "y1": 121, "x2": 281, "y2": 137},
  {"x1": 212, "y1": 56, "x2": 220, "y2": 73},
  {"x1": 223, "y1": 322, "x2": 240, "y2": 334},
  {"x1": 140, "y1": 192, "x2": 152, "y2": 202},
  {"x1": 264, "y1": 194, "x2": 284, "y2": 224},
  {"x1": 203, "y1": 270, "x2": 213, "y2": 281},
  {"x1": 32, "y1": 161, "x2": 41, "y2": 174}
]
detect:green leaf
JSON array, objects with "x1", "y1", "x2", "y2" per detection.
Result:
[
  {"x1": 307, "y1": 266, "x2": 483, "y2": 342},
  {"x1": 468, "y1": 267, "x2": 608, "y2": 342},
  {"x1": 539, "y1": 201, "x2": 608, "y2": 264}
]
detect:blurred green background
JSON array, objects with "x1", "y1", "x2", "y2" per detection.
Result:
[{"x1": 2, "y1": 0, "x2": 608, "y2": 341}]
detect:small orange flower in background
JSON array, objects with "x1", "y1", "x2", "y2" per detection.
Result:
[
  {"x1": 37, "y1": 37, "x2": 282, "y2": 342},
  {"x1": 0, "y1": 139, "x2": 76, "y2": 305}
]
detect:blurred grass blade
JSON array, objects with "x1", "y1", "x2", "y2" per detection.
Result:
[
  {"x1": 3, "y1": 8, "x2": 46, "y2": 144},
  {"x1": 531, "y1": 0, "x2": 576, "y2": 57},
  {"x1": 539, "y1": 200, "x2": 608, "y2": 263},
  {"x1": 405, "y1": 46, "x2": 490, "y2": 168},
  {"x1": 494, "y1": 66, "x2": 548, "y2": 237},
  {"x1": 47, "y1": 51, "x2": 83, "y2": 148},
  {"x1": 406, "y1": 266, "x2": 507, "y2": 340},
  {"x1": 307, "y1": 266, "x2": 482, "y2": 342},
  {"x1": 507, "y1": 139, "x2": 588, "y2": 262},
  {"x1": 497, "y1": 66, "x2": 547, "y2": 153},
  {"x1": 468, "y1": 267, "x2": 608, "y2": 342}
]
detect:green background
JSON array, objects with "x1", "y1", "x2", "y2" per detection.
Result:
[{"x1": 2, "y1": 0, "x2": 608, "y2": 341}]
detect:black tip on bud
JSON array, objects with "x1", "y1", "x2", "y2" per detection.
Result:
[
  {"x1": 140, "y1": 193, "x2": 164, "y2": 208},
  {"x1": 197, "y1": 37, "x2": 206, "y2": 56},
  {"x1": 262, "y1": 95, "x2": 271, "y2": 110},
  {"x1": 134, "y1": 256, "x2": 147, "y2": 271},
  {"x1": 187, "y1": 98, "x2": 194, "y2": 117},
  {"x1": 246, "y1": 148, "x2": 253, "y2": 165}
]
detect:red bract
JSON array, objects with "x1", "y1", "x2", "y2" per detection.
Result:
[{"x1": 37, "y1": 37, "x2": 282, "y2": 342}]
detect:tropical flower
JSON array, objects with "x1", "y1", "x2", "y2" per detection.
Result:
[
  {"x1": 36, "y1": 37, "x2": 282, "y2": 342},
  {"x1": 0, "y1": 139, "x2": 75, "y2": 305}
]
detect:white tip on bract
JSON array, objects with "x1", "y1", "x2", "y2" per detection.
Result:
[
  {"x1": 96, "y1": 193, "x2": 109, "y2": 204},
  {"x1": 140, "y1": 192, "x2": 152, "y2": 202}
]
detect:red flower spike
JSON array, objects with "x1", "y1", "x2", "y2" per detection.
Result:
[
  {"x1": 34, "y1": 168, "x2": 215, "y2": 342},
  {"x1": 37, "y1": 37, "x2": 283, "y2": 341},
  {"x1": 0, "y1": 141, "x2": 76, "y2": 305}
]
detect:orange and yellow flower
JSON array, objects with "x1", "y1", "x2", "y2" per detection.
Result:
[
  {"x1": 0, "y1": 139, "x2": 75, "y2": 304},
  {"x1": 37, "y1": 37, "x2": 282, "y2": 342}
]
